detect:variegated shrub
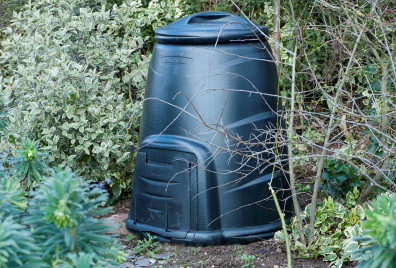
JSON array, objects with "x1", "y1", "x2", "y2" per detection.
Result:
[
  {"x1": 275, "y1": 188, "x2": 366, "y2": 267},
  {"x1": 0, "y1": 0, "x2": 182, "y2": 197}
]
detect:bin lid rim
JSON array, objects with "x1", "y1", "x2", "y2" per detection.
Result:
[{"x1": 155, "y1": 11, "x2": 269, "y2": 44}]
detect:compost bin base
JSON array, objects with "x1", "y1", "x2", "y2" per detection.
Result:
[{"x1": 126, "y1": 217, "x2": 292, "y2": 245}]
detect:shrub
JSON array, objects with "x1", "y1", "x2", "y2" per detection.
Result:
[
  {"x1": 275, "y1": 188, "x2": 366, "y2": 267},
  {"x1": 0, "y1": 0, "x2": 182, "y2": 197},
  {"x1": 0, "y1": 0, "x2": 26, "y2": 41},
  {"x1": 0, "y1": 93, "x2": 6, "y2": 137},
  {"x1": 0, "y1": 167, "x2": 126, "y2": 267},
  {"x1": 179, "y1": 0, "x2": 273, "y2": 27},
  {"x1": 321, "y1": 158, "x2": 364, "y2": 198}
]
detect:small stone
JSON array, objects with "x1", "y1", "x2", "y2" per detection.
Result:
[
  {"x1": 274, "y1": 265, "x2": 280, "y2": 268},
  {"x1": 149, "y1": 259, "x2": 156, "y2": 264},
  {"x1": 158, "y1": 260, "x2": 166, "y2": 265},
  {"x1": 214, "y1": 259, "x2": 222, "y2": 266},
  {"x1": 135, "y1": 258, "x2": 150, "y2": 267},
  {"x1": 157, "y1": 252, "x2": 171, "y2": 259},
  {"x1": 104, "y1": 213, "x2": 129, "y2": 235},
  {"x1": 276, "y1": 247, "x2": 282, "y2": 253}
]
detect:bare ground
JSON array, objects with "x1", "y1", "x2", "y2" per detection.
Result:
[{"x1": 107, "y1": 199, "x2": 356, "y2": 268}]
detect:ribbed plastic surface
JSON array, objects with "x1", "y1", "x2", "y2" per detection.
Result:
[{"x1": 127, "y1": 12, "x2": 293, "y2": 244}]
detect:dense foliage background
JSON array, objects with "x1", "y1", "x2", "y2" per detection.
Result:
[
  {"x1": 0, "y1": 0, "x2": 394, "y2": 267},
  {"x1": 0, "y1": 0, "x2": 184, "y2": 198}
]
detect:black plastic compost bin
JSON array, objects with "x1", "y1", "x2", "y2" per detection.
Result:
[{"x1": 126, "y1": 11, "x2": 293, "y2": 244}]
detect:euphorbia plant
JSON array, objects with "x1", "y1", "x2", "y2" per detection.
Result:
[
  {"x1": 25, "y1": 168, "x2": 126, "y2": 266},
  {"x1": 11, "y1": 138, "x2": 50, "y2": 189}
]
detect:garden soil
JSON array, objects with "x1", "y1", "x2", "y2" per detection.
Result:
[{"x1": 107, "y1": 199, "x2": 356, "y2": 268}]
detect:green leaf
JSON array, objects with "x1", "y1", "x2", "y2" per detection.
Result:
[
  {"x1": 112, "y1": 185, "x2": 121, "y2": 198},
  {"x1": 323, "y1": 252, "x2": 337, "y2": 261},
  {"x1": 344, "y1": 241, "x2": 360, "y2": 252},
  {"x1": 295, "y1": 240, "x2": 306, "y2": 250},
  {"x1": 330, "y1": 259, "x2": 342, "y2": 268},
  {"x1": 336, "y1": 175, "x2": 347, "y2": 184}
]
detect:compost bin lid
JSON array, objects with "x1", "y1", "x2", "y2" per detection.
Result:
[{"x1": 155, "y1": 11, "x2": 269, "y2": 44}]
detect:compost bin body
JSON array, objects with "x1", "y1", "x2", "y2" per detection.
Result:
[{"x1": 126, "y1": 11, "x2": 293, "y2": 244}]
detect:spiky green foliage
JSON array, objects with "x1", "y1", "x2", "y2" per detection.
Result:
[
  {"x1": 25, "y1": 168, "x2": 123, "y2": 266},
  {"x1": 0, "y1": 178, "x2": 27, "y2": 219},
  {"x1": 0, "y1": 177, "x2": 44, "y2": 267},
  {"x1": 352, "y1": 193, "x2": 396, "y2": 268},
  {"x1": 0, "y1": 216, "x2": 44, "y2": 268},
  {"x1": 11, "y1": 138, "x2": 50, "y2": 189},
  {"x1": 56, "y1": 253, "x2": 103, "y2": 268},
  {"x1": 0, "y1": 167, "x2": 126, "y2": 267},
  {"x1": 1, "y1": 139, "x2": 125, "y2": 266}
]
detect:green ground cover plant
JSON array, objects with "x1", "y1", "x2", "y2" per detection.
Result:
[
  {"x1": 277, "y1": 191, "x2": 396, "y2": 268},
  {"x1": 240, "y1": 253, "x2": 256, "y2": 268},
  {"x1": 275, "y1": 188, "x2": 366, "y2": 267},
  {"x1": 133, "y1": 233, "x2": 161, "y2": 258}
]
